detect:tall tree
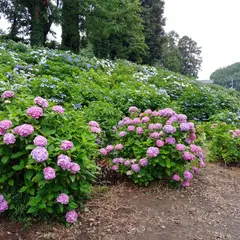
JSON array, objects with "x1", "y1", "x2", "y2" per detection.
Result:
[
  {"x1": 161, "y1": 31, "x2": 181, "y2": 73},
  {"x1": 141, "y1": 0, "x2": 166, "y2": 65},
  {"x1": 210, "y1": 63, "x2": 240, "y2": 91},
  {"x1": 85, "y1": 0, "x2": 146, "y2": 62},
  {"x1": 178, "y1": 35, "x2": 202, "y2": 78},
  {"x1": 61, "y1": 0, "x2": 80, "y2": 53}
]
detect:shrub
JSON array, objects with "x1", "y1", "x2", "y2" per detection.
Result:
[
  {"x1": 209, "y1": 110, "x2": 240, "y2": 127},
  {"x1": 99, "y1": 106, "x2": 205, "y2": 186},
  {"x1": 0, "y1": 92, "x2": 98, "y2": 225},
  {"x1": 207, "y1": 122, "x2": 240, "y2": 164}
]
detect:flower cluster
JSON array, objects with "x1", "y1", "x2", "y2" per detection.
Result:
[
  {"x1": 14, "y1": 124, "x2": 34, "y2": 137},
  {"x1": 1, "y1": 91, "x2": 14, "y2": 99},
  {"x1": 31, "y1": 147, "x2": 49, "y2": 162},
  {"x1": 89, "y1": 121, "x2": 101, "y2": 134},
  {"x1": 229, "y1": 129, "x2": 240, "y2": 138},
  {"x1": 0, "y1": 195, "x2": 8, "y2": 213},
  {"x1": 101, "y1": 107, "x2": 205, "y2": 186},
  {"x1": 56, "y1": 193, "x2": 69, "y2": 205},
  {"x1": 52, "y1": 105, "x2": 65, "y2": 113},
  {"x1": 3, "y1": 133, "x2": 16, "y2": 145},
  {"x1": 34, "y1": 96, "x2": 49, "y2": 108},
  {"x1": 27, "y1": 106, "x2": 43, "y2": 119},
  {"x1": 34, "y1": 135, "x2": 48, "y2": 147},
  {"x1": 61, "y1": 140, "x2": 74, "y2": 151}
]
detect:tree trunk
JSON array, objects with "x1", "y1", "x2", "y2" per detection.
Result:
[{"x1": 61, "y1": 0, "x2": 80, "y2": 53}]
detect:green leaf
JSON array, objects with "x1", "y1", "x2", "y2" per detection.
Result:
[
  {"x1": 8, "y1": 179, "x2": 14, "y2": 186},
  {"x1": 27, "y1": 207, "x2": 37, "y2": 214},
  {"x1": 11, "y1": 152, "x2": 25, "y2": 159},
  {"x1": 1, "y1": 156, "x2": 9, "y2": 164},
  {"x1": 12, "y1": 165, "x2": 24, "y2": 171},
  {"x1": 19, "y1": 186, "x2": 28, "y2": 192},
  {"x1": 25, "y1": 170, "x2": 34, "y2": 181},
  {"x1": 69, "y1": 202, "x2": 78, "y2": 209}
]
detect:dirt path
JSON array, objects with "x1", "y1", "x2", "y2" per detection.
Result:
[{"x1": 1, "y1": 163, "x2": 240, "y2": 240}]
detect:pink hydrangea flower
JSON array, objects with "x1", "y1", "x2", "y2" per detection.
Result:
[
  {"x1": 139, "y1": 158, "x2": 148, "y2": 167},
  {"x1": 1, "y1": 91, "x2": 14, "y2": 99},
  {"x1": 176, "y1": 144, "x2": 186, "y2": 151},
  {"x1": 117, "y1": 158, "x2": 124, "y2": 164},
  {"x1": 156, "y1": 140, "x2": 164, "y2": 147},
  {"x1": 0, "y1": 120, "x2": 12, "y2": 130},
  {"x1": 149, "y1": 132, "x2": 161, "y2": 139},
  {"x1": 52, "y1": 105, "x2": 64, "y2": 113},
  {"x1": 56, "y1": 193, "x2": 69, "y2": 205},
  {"x1": 3, "y1": 133, "x2": 16, "y2": 145},
  {"x1": 69, "y1": 162, "x2": 80, "y2": 174},
  {"x1": 99, "y1": 148, "x2": 108, "y2": 155},
  {"x1": 152, "y1": 111, "x2": 160, "y2": 117},
  {"x1": 34, "y1": 97, "x2": 48, "y2": 108},
  {"x1": 119, "y1": 131, "x2": 127, "y2": 137},
  {"x1": 133, "y1": 118, "x2": 141, "y2": 124},
  {"x1": 127, "y1": 126, "x2": 135, "y2": 132},
  {"x1": 33, "y1": 135, "x2": 47, "y2": 147},
  {"x1": 118, "y1": 120, "x2": 124, "y2": 126},
  {"x1": 124, "y1": 160, "x2": 131, "y2": 166},
  {"x1": 182, "y1": 152, "x2": 196, "y2": 161},
  {"x1": 57, "y1": 154, "x2": 71, "y2": 170},
  {"x1": 88, "y1": 121, "x2": 99, "y2": 128},
  {"x1": 187, "y1": 122, "x2": 195, "y2": 130},
  {"x1": 65, "y1": 210, "x2": 78, "y2": 223},
  {"x1": 61, "y1": 140, "x2": 74, "y2": 151},
  {"x1": 142, "y1": 116, "x2": 150, "y2": 123},
  {"x1": 165, "y1": 137, "x2": 176, "y2": 145},
  {"x1": 0, "y1": 128, "x2": 4, "y2": 135},
  {"x1": 155, "y1": 123, "x2": 162, "y2": 129},
  {"x1": 115, "y1": 144, "x2": 123, "y2": 150},
  {"x1": 131, "y1": 164, "x2": 140, "y2": 172},
  {"x1": 163, "y1": 125, "x2": 176, "y2": 134},
  {"x1": 31, "y1": 147, "x2": 49, "y2": 162},
  {"x1": 190, "y1": 144, "x2": 202, "y2": 154},
  {"x1": 112, "y1": 165, "x2": 119, "y2": 171},
  {"x1": 177, "y1": 114, "x2": 187, "y2": 123},
  {"x1": 147, "y1": 147, "x2": 159, "y2": 158},
  {"x1": 27, "y1": 106, "x2": 43, "y2": 119},
  {"x1": 106, "y1": 145, "x2": 114, "y2": 152},
  {"x1": 90, "y1": 127, "x2": 101, "y2": 133},
  {"x1": 193, "y1": 166, "x2": 199, "y2": 174},
  {"x1": 180, "y1": 123, "x2": 190, "y2": 132},
  {"x1": 126, "y1": 170, "x2": 132, "y2": 176},
  {"x1": 184, "y1": 170, "x2": 193, "y2": 181},
  {"x1": 172, "y1": 174, "x2": 181, "y2": 181},
  {"x1": 14, "y1": 124, "x2": 34, "y2": 137},
  {"x1": 144, "y1": 109, "x2": 152, "y2": 115},
  {"x1": 129, "y1": 106, "x2": 139, "y2": 113},
  {"x1": 136, "y1": 127, "x2": 144, "y2": 134},
  {"x1": 181, "y1": 181, "x2": 190, "y2": 187},
  {"x1": 159, "y1": 108, "x2": 176, "y2": 117},
  {"x1": 44, "y1": 167, "x2": 56, "y2": 180},
  {"x1": 0, "y1": 197, "x2": 8, "y2": 213}
]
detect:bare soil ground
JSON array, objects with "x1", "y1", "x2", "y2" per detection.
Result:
[{"x1": 1, "y1": 163, "x2": 240, "y2": 240}]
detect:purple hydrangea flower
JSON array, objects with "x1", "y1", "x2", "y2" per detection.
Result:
[
  {"x1": 193, "y1": 166, "x2": 199, "y2": 174},
  {"x1": 34, "y1": 97, "x2": 49, "y2": 108},
  {"x1": 33, "y1": 135, "x2": 47, "y2": 147},
  {"x1": 119, "y1": 131, "x2": 127, "y2": 137},
  {"x1": 14, "y1": 124, "x2": 34, "y2": 137},
  {"x1": 165, "y1": 137, "x2": 176, "y2": 145},
  {"x1": 131, "y1": 164, "x2": 140, "y2": 172},
  {"x1": 65, "y1": 210, "x2": 78, "y2": 223},
  {"x1": 31, "y1": 147, "x2": 48, "y2": 162},
  {"x1": 133, "y1": 118, "x2": 141, "y2": 124},
  {"x1": 69, "y1": 162, "x2": 80, "y2": 174},
  {"x1": 3, "y1": 133, "x2": 16, "y2": 145},
  {"x1": 44, "y1": 167, "x2": 56, "y2": 180},
  {"x1": 52, "y1": 105, "x2": 64, "y2": 113},
  {"x1": 106, "y1": 145, "x2": 114, "y2": 153},
  {"x1": 127, "y1": 126, "x2": 135, "y2": 132},
  {"x1": 61, "y1": 140, "x2": 74, "y2": 151},
  {"x1": 184, "y1": 170, "x2": 193, "y2": 181},
  {"x1": 0, "y1": 120, "x2": 12, "y2": 130},
  {"x1": 180, "y1": 123, "x2": 190, "y2": 132},
  {"x1": 182, "y1": 152, "x2": 196, "y2": 161},
  {"x1": 136, "y1": 127, "x2": 144, "y2": 134},
  {"x1": 0, "y1": 198, "x2": 8, "y2": 213},
  {"x1": 1, "y1": 91, "x2": 14, "y2": 99},
  {"x1": 57, "y1": 154, "x2": 71, "y2": 170},
  {"x1": 144, "y1": 109, "x2": 152, "y2": 115},
  {"x1": 88, "y1": 121, "x2": 99, "y2": 128},
  {"x1": 124, "y1": 160, "x2": 131, "y2": 166},
  {"x1": 142, "y1": 116, "x2": 150, "y2": 123},
  {"x1": 163, "y1": 125, "x2": 176, "y2": 134},
  {"x1": 172, "y1": 174, "x2": 181, "y2": 181},
  {"x1": 147, "y1": 147, "x2": 159, "y2": 158},
  {"x1": 176, "y1": 144, "x2": 186, "y2": 151},
  {"x1": 181, "y1": 181, "x2": 190, "y2": 187},
  {"x1": 56, "y1": 193, "x2": 69, "y2": 205},
  {"x1": 149, "y1": 132, "x2": 161, "y2": 139},
  {"x1": 91, "y1": 127, "x2": 101, "y2": 133},
  {"x1": 139, "y1": 158, "x2": 148, "y2": 167},
  {"x1": 129, "y1": 106, "x2": 139, "y2": 113}
]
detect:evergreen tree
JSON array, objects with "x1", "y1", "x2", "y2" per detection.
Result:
[
  {"x1": 141, "y1": 0, "x2": 166, "y2": 64},
  {"x1": 85, "y1": 0, "x2": 146, "y2": 62},
  {"x1": 178, "y1": 35, "x2": 202, "y2": 78},
  {"x1": 61, "y1": 0, "x2": 80, "y2": 53}
]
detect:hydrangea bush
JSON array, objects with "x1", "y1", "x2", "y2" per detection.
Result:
[
  {"x1": 100, "y1": 106, "x2": 205, "y2": 186},
  {"x1": 206, "y1": 122, "x2": 240, "y2": 164},
  {"x1": 0, "y1": 92, "x2": 98, "y2": 225}
]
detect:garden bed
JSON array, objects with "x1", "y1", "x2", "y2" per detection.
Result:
[{"x1": 1, "y1": 163, "x2": 240, "y2": 240}]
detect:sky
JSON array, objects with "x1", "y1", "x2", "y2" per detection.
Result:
[{"x1": 1, "y1": 0, "x2": 240, "y2": 79}]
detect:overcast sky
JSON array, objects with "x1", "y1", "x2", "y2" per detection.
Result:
[{"x1": 1, "y1": 0, "x2": 239, "y2": 79}]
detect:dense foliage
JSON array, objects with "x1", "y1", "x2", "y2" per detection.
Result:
[{"x1": 210, "y1": 62, "x2": 240, "y2": 91}]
